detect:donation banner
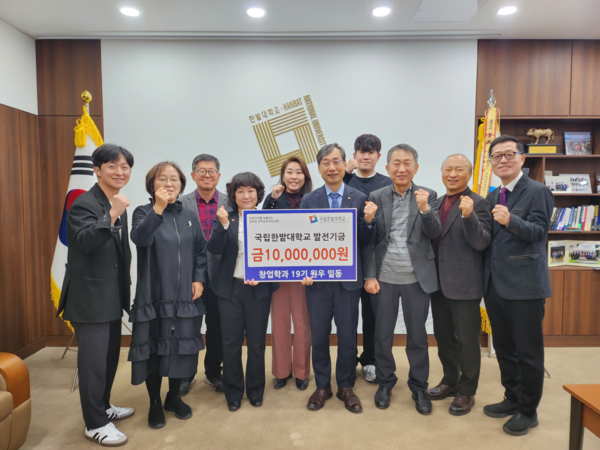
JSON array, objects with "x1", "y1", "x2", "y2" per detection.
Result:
[{"x1": 243, "y1": 209, "x2": 357, "y2": 282}]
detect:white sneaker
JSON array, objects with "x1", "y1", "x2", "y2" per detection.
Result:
[
  {"x1": 85, "y1": 422, "x2": 128, "y2": 447},
  {"x1": 107, "y1": 404, "x2": 135, "y2": 421},
  {"x1": 362, "y1": 365, "x2": 377, "y2": 383}
]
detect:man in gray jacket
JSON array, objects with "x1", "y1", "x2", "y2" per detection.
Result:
[
  {"x1": 364, "y1": 144, "x2": 442, "y2": 414},
  {"x1": 179, "y1": 154, "x2": 227, "y2": 395}
]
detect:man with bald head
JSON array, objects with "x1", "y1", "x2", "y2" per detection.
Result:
[{"x1": 426, "y1": 154, "x2": 492, "y2": 416}]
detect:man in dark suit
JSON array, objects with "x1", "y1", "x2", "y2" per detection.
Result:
[
  {"x1": 426, "y1": 154, "x2": 492, "y2": 416},
  {"x1": 179, "y1": 154, "x2": 227, "y2": 395},
  {"x1": 482, "y1": 135, "x2": 554, "y2": 436},
  {"x1": 300, "y1": 143, "x2": 377, "y2": 413},
  {"x1": 57, "y1": 144, "x2": 134, "y2": 447},
  {"x1": 363, "y1": 144, "x2": 442, "y2": 414}
]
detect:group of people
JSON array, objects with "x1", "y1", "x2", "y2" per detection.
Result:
[{"x1": 57, "y1": 133, "x2": 554, "y2": 447}]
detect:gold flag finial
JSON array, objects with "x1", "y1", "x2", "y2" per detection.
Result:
[
  {"x1": 81, "y1": 90, "x2": 92, "y2": 104},
  {"x1": 487, "y1": 90, "x2": 496, "y2": 109}
]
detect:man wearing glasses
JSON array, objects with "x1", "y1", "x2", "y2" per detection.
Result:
[
  {"x1": 300, "y1": 143, "x2": 377, "y2": 413},
  {"x1": 482, "y1": 136, "x2": 553, "y2": 436},
  {"x1": 180, "y1": 154, "x2": 227, "y2": 395}
]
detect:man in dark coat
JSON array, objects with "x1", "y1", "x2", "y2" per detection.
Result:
[{"x1": 57, "y1": 144, "x2": 134, "y2": 447}]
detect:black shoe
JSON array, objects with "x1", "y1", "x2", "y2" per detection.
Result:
[
  {"x1": 228, "y1": 401, "x2": 241, "y2": 411},
  {"x1": 503, "y1": 412, "x2": 539, "y2": 436},
  {"x1": 204, "y1": 375, "x2": 224, "y2": 393},
  {"x1": 374, "y1": 387, "x2": 392, "y2": 409},
  {"x1": 164, "y1": 393, "x2": 192, "y2": 420},
  {"x1": 483, "y1": 398, "x2": 518, "y2": 418},
  {"x1": 296, "y1": 378, "x2": 309, "y2": 391},
  {"x1": 412, "y1": 391, "x2": 432, "y2": 415},
  {"x1": 179, "y1": 375, "x2": 196, "y2": 397},
  {"x1": 274, "y1": 374, "x2": 293, "y2": 390},
  {"x1": 249, "y1": 397, "x2": 263, "y2": 407},
  {"x1": 147, "y1": 400, "x2": 165, "y2": 429}
]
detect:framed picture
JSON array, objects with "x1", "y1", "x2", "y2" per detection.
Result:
[{"x1": 565, "y1": 132, "x2": 592, "y2": 155}]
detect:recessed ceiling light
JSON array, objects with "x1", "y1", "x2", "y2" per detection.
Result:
[
  {"x1": 119, "y1": 7, "x2": 140, "y2": 17},
  {"x1": 373, "y1": 7, "x2": 391, "y2": 17},
  {"x1": 247, "y1": 7, "x2": 265, "y2": 18},
  {"x1": 497, "y1": 6, "x2": 517, "y2": 15}
]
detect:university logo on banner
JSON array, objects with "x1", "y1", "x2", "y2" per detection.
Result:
[{"x1": 248, "y1": 95, "x2": 327, "y2": 177}]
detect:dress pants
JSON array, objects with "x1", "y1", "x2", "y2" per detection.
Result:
[
  {"x1": 372, "y1": 281, "x2": 430, "y2": 392},
  {"x1": 72, "y1": 320, "x2": 121, "y2": 430},
  {"x1": 219, "y1": 279, "x2": 271, "y2": 403},
  {"x1": 484, "y1": 278, "x2": 545, "y2": 416},
  {"x1": 357, "y1": 288, "x2": 376, "y2": 367},
  {"x1": 305, "y1": 283, "x2": 360, "y2": 390},
  {"x1": 430, "y1": 290, "x2": 481, "y2": 396},
  {"x1": 201, "y1": 285, "x2": 223, "y2": 379},
  {"x1": 270, "y1": 282, "x2": 311, "y2": 380}
]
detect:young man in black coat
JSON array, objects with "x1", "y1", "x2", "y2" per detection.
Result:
[{"x1": 57, "y1": 144, "x2": 135, "y2": 447}]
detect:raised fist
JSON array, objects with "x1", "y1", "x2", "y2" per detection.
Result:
[
  {"x1": 458, "y1": 195, "x2": 474, "y2": 218},
  {"x1": 364, "y1": 201, "x2": 378, "y2": 224},
  {"x1": 414, "y1": 189, "x2": 430, "y2": 213},
  {"x1": 346, "y1": 159, "x2": 358, "y2": 174},
  {"x1": 272, "y1": 185, "x2": 285, "y2": 200},
  {"x1": 153, "y1": 187, "x2": 169, "y2": 215},
  {"x1": 217, "y1": 205, "x2": 229, "y2": 226},
  {"x1": 111, "y1": 194, "x2": 130, "y2": 217}
]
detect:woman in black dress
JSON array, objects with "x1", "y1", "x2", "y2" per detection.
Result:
[{"x1": 128, "y1": 161, "x2": 207, "y2": 429}]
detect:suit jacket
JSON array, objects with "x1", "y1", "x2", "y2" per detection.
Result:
[
  {"x1": 484, "y1": 175, "x2": 554, "y2": 300},
  {"x1": 206, "y1": 209, "x2": 279, "y2": 300},
  {"x1": 299, "y1": 184, "x2": 375, "y2": 291},
  {"x1": 436, "y1": 187, "x2": 492, "y2": 300},
  {"x1": 180, "y1": 189, "x2": 227, "y2": 286},
  {"x1": 57, "y1": 183, "x2": 132, "y2": 323},
  {"x1": 364, "y1": 183, "x2": 442, "y2": 294}
]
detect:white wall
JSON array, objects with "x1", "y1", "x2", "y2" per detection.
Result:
[
  {"x1": 0, "y1": 19, "x2": 37, "y2": 114},
  {"x1": 101, "y1": 38, "x2": 478, "y2": 334}
]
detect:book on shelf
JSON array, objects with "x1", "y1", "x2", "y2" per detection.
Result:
[
  {"x1": 548, "y1": 240, "x2": 600, "y2": 268},
  {"x1": 559, "y1": 174, "x2": 592, "y2": 194},
  {"x1": 549, "y1": 205, "x2": 599, "y2": 231}
]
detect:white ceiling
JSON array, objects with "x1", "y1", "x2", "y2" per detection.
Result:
[{"x1": 0, "y1": 0, "x2": 598, "y2": 40}]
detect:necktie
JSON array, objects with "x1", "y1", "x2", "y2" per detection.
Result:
[
  {"x1": 330, "y1": 192, "x2": 340, "y2": 209},
  {"x1": 499, "y1": 187, "x2": 508, "y2": 206}
]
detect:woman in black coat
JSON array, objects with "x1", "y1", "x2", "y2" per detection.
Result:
[
  {"x1": 128, "y1": 161, "x2": 207, "y2": 429},
  {"x1": 207, "y1": 172, "x2": 278, "y2": 411}
]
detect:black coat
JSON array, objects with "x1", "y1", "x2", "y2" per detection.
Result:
[
  {"x1": 57, "y1": 183, "x2": 131, "y2": 323},
  {"x1": 207, "y1": 209, "x2": 279, "y2": 300},
  {"x1": 262, "y1": 192, "x2": 300, "y2": 210},
  {"x1": 127, "y1": 202, "x2": 207, "y2": 384},
  {"x1": 485, "y1": 175, "x2": 554, "y2": 300},
  {"x1": 435, "y1": 187, "x2": 492, "y2": 300}
]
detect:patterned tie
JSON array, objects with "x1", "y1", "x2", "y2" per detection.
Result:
[
  {"x1": 499, "y1": 187, "x2": 508, "y2": 206},
  {"x1": 330, "y1": 192, "x2": 340, "y2": 209}
]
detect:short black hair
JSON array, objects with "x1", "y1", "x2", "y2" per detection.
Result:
[
  {"x1": 489, "y1": 135, "x2": 525, "y2": 155},
  {"x1": 92, "y1": 143, "x2": 134, "y2": 169},
  {"x1": 192, "y1": 153, "x2": 220, "y2": 172},
  {"x1": 226, "y1": 172, "x2": 265, "y2": 210},
  {"x1": 354, "y1": 134, "x2": 382, "y2": 153},
  {"x1": 316, "y1": 143, "x2": 346, "y2": 165}
]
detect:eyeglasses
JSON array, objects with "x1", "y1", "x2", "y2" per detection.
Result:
[
  {"x1": 489, "y1": 151, "x2": 522, "y2": 162},
  {"x1": 320, "y1": 159, "x2": 343, "y2": 168},
  {"x1": 196, "y1": 169, "x2": 219, "y2": 177},
  {"x1": 156, "y1": 177, "x2": 181, "y2": 184}
]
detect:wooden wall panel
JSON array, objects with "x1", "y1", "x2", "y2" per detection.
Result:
[
  {"x1": 476, "y1": 40, "x2": 572, "y2": 117},
  {"x1": 39, "y1": 116, "x2": 104, "y2": 335},
  {"x1": 36, "y1": 40, "x2": 103, "y2": 116},
  {"x1": 0, "y1": 104, "x2": 28, "y2": 353},
  {"x1": 563, "y1": 271, "x2": 600, "y2": 335},
  {"x1": 19, "y1": 111, "x2": 46, "y2": 343},
  {"x1": 571, "y1": 41, "x2": 600, "y2": 116},
  {"x1": 543, "y1": 270, "x2": 564, "y2": 335}
]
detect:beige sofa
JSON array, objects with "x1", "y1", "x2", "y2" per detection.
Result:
[{"x1": 0, "y1": 353, "x2": 31, "y2": 450}]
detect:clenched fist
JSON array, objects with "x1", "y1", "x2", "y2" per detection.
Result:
[
  {"x1": 364, "y1": 279, "x2": 380, "y2": 294},
  {"x1": 414, "y1": 189, "x2": 430, "y2": 213},
  {"x1": 217, "y1": 205, "x2": 229, "y2": 226},
  {"x1": 346, "y1": 159, "x2": 358, "y2": 174},
  {"x1": 110, "y1": 194, "x2": 130, "y2": 224},
  {"x1": 153, "y1": 187, "x2": 170, "y2": 215},
  {"x1": 272, "y1": 185, "x2": 285, "y2": 200},
  {"x1": 492, "y1": 204, "x2": 511, "y2": 226},
  {"x1": 364, "y1": 201, "x2": 378, "y2": 224},
  {"x1": 458, "y1": 195, "x2": 474, "y2": 218}
]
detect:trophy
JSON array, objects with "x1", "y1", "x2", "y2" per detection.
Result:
[{"x1": 525, "y1": 128, "x2": 560, "y2": 154}]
